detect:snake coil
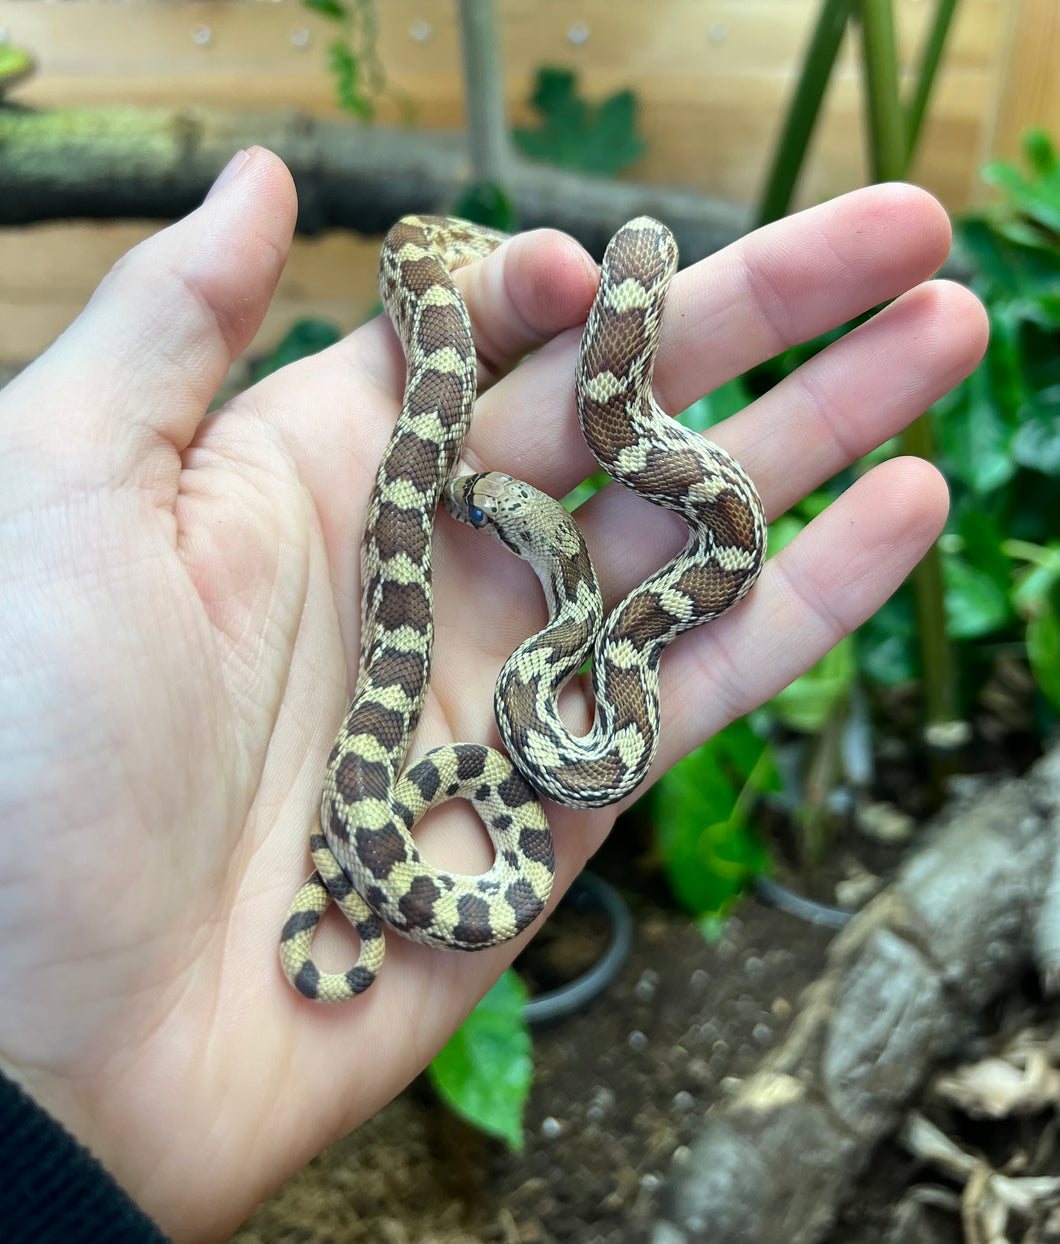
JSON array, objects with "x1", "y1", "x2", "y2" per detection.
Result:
[{"x1": 280, "y1": 216, "x2": 765, "y2": 1003}]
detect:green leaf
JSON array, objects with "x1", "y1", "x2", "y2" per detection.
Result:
[
  {"x1": 0, "y1": 41, "x2": 34, "y2": 88},
  {"x1": 1023, "y1": 128, "x2": 1058, "y2": 177},
  {"x1": 959, "y1": 506, "x2": 1015, "y2": 588},
  {"x1": 580, "y1": 89, "x2": 646, "y2": 175},
  {"x1": 983, "y1": 159, "x2": 1060, "y2": 236},
  {"x1": 987, "y1": 304, "x2": 1033, "y2": 422},
  {"x1": 793, "y1": 489, "x2": 833, "y2": 523},
  {"x1": 529, "y1": 66, "x2": 582, "y2": 118},
  {"x1": 943, "y1": 551, "x2": 1013, "y2": 639},
  {"x1": 328, "y1": 38, "x2": 373, "y2": 120},
  {"x1": 451, "y1": 181, "x2": 518, "y2": 232},
  {"x1": 427, "y1": 971, "x2": 532, "y2": 1150},
  {"x1": 1011, "y1": 389, "x2": 1060, "y2": 477},
  {"x1": 766, "y1": 514, "x2": 805, "y2": 557},
  {"x1": 677, "y1": 377, "x2": 753, "y2": 432},
  {"x1": 1005, "y1": 539, "x2": 1060, "y2": 617},
  {"x1": 933, "y1": 364, "x2": 1015, "y2": 495},
  {"x1": 856, "y1": 588, "x2": 917, "y2": 684},
  {"x1": 652, "y1": 720, "x2": 775, "y2": 917},
  {"x1": 563, "y1": 468, "x2": 609, "y2": 511},
  {"x1": 1027, "y1": 600, "x2": 1060, "y2": 712},
  {"x1": 301, "y1": 0, "x2": 350, "y2": 20},
  {"x1": 513, "y1": 66, "x2": 646, "y2": 176},
  {"x1": 769, "y1": 636, "x2": 856, "y2": 733},
  {"x1": 513, "y1": 68, "x2": 586, "y2": 168},
  {"x1": 251, "y1": 318, "x2": 342, "y2": 383},
  {"x1": 954, "y1": 213, "x2": 1060, "y2": 298}
]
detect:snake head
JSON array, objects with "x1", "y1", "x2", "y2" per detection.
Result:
[
  {"x1": 443, "y1": 472, "x2": 516, "y2": 532},
  {"x1": 443, "y1": 471, "x2": 582, "y2": 570}
]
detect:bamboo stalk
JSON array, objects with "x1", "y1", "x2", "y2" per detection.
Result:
[
  {"x1": 902, "y1": 412, "x2": 961, "y2": 747},
  {"x1": 858, "y1": 0, "x2": 962, "y2": 747},
  {"x1": 858, "y1": 0, "x2": 907, "y2": 180},
  {"x1": 755, "y1": 0, "x2": 856, "y2": 227},
  {"x1": 905, "y1": 0, "x2": 961, "y2": 157}
]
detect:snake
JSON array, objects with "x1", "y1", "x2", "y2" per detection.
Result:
[{"x1": 279, "y1": 215, "x2": 766, "y2": 1004}]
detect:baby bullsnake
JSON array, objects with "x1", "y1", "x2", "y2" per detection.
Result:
[{"x1": 279, "y1": 215, "x2": 765, "y2": 1003}]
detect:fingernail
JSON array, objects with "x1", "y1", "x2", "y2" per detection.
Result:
[{"x1": 205, "y1": 149, "x2": 250, "y2": 202}]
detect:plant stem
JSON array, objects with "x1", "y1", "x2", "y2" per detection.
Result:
[
  {"x1": 798, "y1": 702, "x2": 846, "y2": 864},
  {"x1": 902, "y1": 412, "x2": 961, "y2": 739},
  {"x1": 858, "y1": 0, "x2": 907, "y2": 180},
  {"x1": 860, "y1": 0, "x2": 960, "y2": 745},
  {"x1": 455, "y1": 0, "x2": 511, "y2": 189},
  {"x1": 905, "y1": 0, "x2": 960, "y2": 157},
  {"x1": 755, "y1": 0, "x2": 855, "y2": 227}
]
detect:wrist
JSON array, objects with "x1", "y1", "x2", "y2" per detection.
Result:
[{"x1": 0, "y1": 1067, "x2": 172, "y2": 1243}]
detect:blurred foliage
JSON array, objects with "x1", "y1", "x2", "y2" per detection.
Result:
[
  {"x1": 451, "y1": 180, "x2": 518, "y2": 232},
  {"x1": 303, "y1": 0, "x2": 414, "y2": 123},
  {"x1": 513, "y1": 67, "x2": 646, "y2": 177},
  {"x1": 426, "y1": 969, "x2": 532, "y2": 1149},
  {"x1": 250, "y1": 318, "x2": 342, "y2": 384},
  {"x1": 0, "y1": 37, "x2": 34, "y2": 93},
  {"x1": 653, "y1": 129, "x2": 1060, "y2": 920},
  {"x1": 652, "y1": 717, "x2": 776, "y2": 920},
  {"x1": 924, "y1": 130, "x2": 1060, "y2": 681}
]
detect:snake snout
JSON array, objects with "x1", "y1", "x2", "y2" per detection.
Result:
[{"x1": 443, "y1": 471, "x2": 519, "y2": 529}]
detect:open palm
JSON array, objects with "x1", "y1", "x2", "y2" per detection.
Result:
[{"x1": 0, "y1": 148, "x2": 984, "y2": 1242}]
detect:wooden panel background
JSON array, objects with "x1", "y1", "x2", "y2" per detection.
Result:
[{"x1": 0, "y1": 0, "x2": 1055, "y2": 364}]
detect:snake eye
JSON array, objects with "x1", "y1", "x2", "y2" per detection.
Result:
[{"x1": 468, "y1": 504, "x2": 487, "y2": 527}]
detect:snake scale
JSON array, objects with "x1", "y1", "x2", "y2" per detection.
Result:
[{"x1": 279, "y1": 215, "x2": 766, "y2": 1003}]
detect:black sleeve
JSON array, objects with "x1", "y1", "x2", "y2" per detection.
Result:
[{"x1": 0, "y1": 1070, "x2": 173, "y2": 1244}]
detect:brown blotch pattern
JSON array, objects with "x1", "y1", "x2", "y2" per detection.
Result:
[
  {"x1": 370, "y1": 649, "x2": 428, "y2": 700},
  {"x1": 334, "y1": 752, "x2": 391, "y2": 803},
  {"x1": 452, "y1": 894, "x2": 497, "y2": 946},
  {"x1": 398, "y1": 875, "x2": 444, "y2": 931},
  {"x1": 373, "y1": 502, "x2": 429, "y2": 563},
  {"x1": 355, "y1": 823, "x2": 408, "y2": 880}
]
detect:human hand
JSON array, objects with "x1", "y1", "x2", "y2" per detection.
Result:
[{"x1": 0, "y1": 147, "x2": 984, "y2": 1241}]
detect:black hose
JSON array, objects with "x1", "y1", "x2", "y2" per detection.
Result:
[
  {"x1": 752, "y1": 874, "x2": 853, "y2": 930},
  {"x1": 524, "y1": 871, "x2": 633, "y2": 1027}
]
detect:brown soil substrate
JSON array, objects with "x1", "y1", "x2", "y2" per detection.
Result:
[{"x1": 232, "y1": 823, "x2": 881, "y2": 1244}]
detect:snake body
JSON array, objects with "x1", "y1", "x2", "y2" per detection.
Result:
[
  {"x1": 280, "y1": 217, "x2": 554, "y2": 1004},
  {"x1": 280, "y1": 215, "x2": 765, "y2": 1003},
  {"x1": 447, "y1": 219, "x2": 765, "y2": 807}
]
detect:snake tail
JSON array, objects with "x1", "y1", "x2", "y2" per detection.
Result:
[{"x1": 280, "y1": 217, "x2": 555, "y2": 1003}]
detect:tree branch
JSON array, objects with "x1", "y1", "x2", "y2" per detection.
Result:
[
  {"x1": 655, "y1": 745, "x2": 1060, "y2": 1244},
  {"x1": 0, "y1": 104, "x2": 747, "y2": 263},
  {"x1": 455, "y1": 0, "x2": 511, "y2": 189}
]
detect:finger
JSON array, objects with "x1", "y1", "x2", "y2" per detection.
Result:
[
  {"x1": 719, "y1": 276, "x2": 986, "y2": 516},
  {"x1": 650, "y1": 181, "x2": 954, "y2": 415},
  {"x1": 648, "y1": 455, "x2": 949, "y2": 784},
  {"x1": 465, "y1": 226, "x2": 600, "y2": 388},
  {"x1": 1, "y1": 147, "x2": 296, "y2": 494},
  {"x1": 450, "y1": 273, "x2": 980, "y2": 666},
  {"x1": 336, "y1": 225, "x2": 599, "y2": 403},
  {"x1": 459, "y1": 182, "x2": 957, "y2": 497}
]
